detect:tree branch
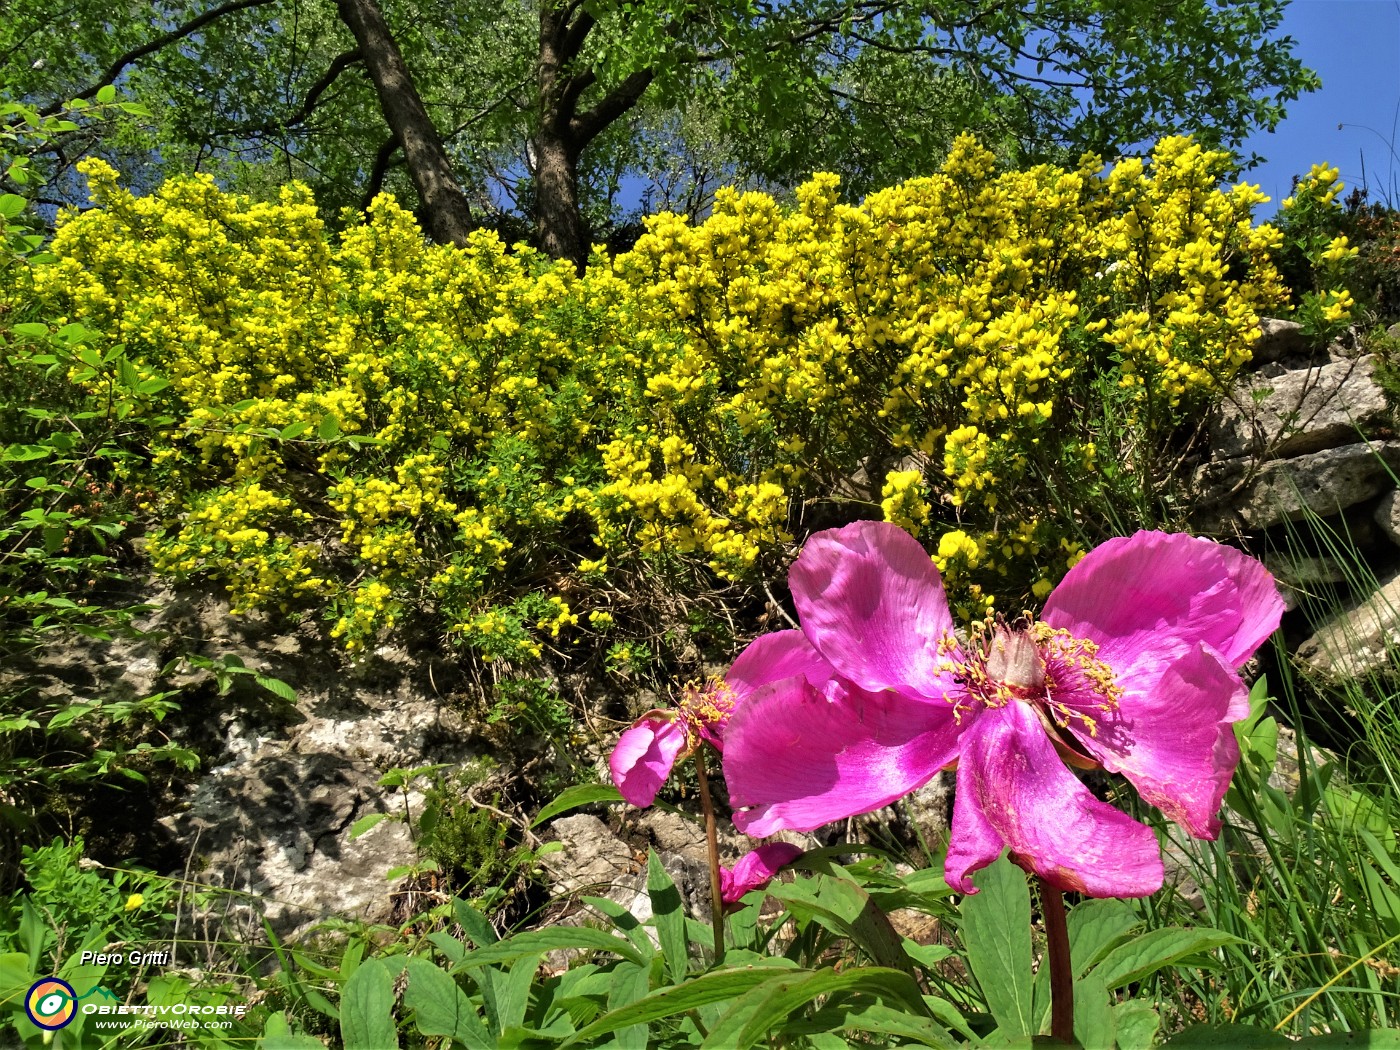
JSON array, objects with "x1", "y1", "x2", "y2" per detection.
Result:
[
  {"x1": 570, "y1": 69, "x2": 654, "y2": 147},
  {"x1": 38, "y1": 0, "x2": 278, "y2": 117}
]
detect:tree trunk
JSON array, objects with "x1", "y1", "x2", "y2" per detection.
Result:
[
  {"x1": 533, "y1": 128, "x2": 587, "y2": 270},
  {"x1": 534, "y1": 3, "x2": 656, "y2": 271},
  {"x1": 334, "y1": 0, "x2": 474, "y2": 247}
]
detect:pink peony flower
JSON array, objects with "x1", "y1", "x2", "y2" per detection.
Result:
[
  {"x1": 719, "y1": 842, "x2": 804, "y2": 910},
  {"x1": 609, "y1": 631, "x2": 834, "y2": 807},
  {"x1": 721, "y1": 521, "x2": 1283, "y2": 898}
]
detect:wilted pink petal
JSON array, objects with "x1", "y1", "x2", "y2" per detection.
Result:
[
  {"x1": 1044, "y1": 531, "x2": 1284, "y2": 675},
  {"x1": 788, "y1": 520, "x2": 961, "y2": 702},
  {"x1": 1062, "y1": 644, "x2": 1244, "y2": 839},
  {"x1": 945, "y1": 703, "x2": 1164, "y2": 898},
  {"x1": 724, "y1": 673, "x2": 961, "y2": 837},
  {"x1": 720, "y1": 842, "x2": 804, "y2": 907},
  {"x1": 726, "y1": 629, "x2": 835, "y2": 698},
  {"x1": 610, "y1": 717, "x2": 688, "y2": 807}
]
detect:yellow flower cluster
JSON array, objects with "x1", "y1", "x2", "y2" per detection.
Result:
[
  {"x1": 880, "y1": 469, "x2": 931, "y2": 536},
  {"x1": 37, "y1": 137, "x2": 1347, "y2": 647}
]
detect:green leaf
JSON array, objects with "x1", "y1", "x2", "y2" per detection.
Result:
[
  {"x1": 348, "y1": 813, "x2": 391, "y2": 839},
  {"x1": 455, "y1": 927, "x2": 649, "y2": 971},
  {"x1": 1072, "y1": 972, "x2": 1114, "y2": 1048},
  {"x1": 700, "y1": 966, "x2": 928, "y2": 1050},
  {"x1": 136, "y1": 376, "x2": 170, "y2": 394},
  {"x1": 959, "y1": 854, "x2": 1034, "y2": 1036},
  {"x1": 606, "y1": 960, "x2": 652, "y2": 1050},
  {"x1": 453, "y1": 898, "x2": 498, "y2": 947},
  {"x1": 257, "y1": 1012, "x2": 324, "y2": 1048},
  {"x1": 96, "y1": 84, "x2": 118, "y2": 104},
  {"x1": 561, "y1": 966, "x2": 798, "y2": 1046},
  {"x1": 402, "y1": 956, "x2": 490, "y2": 1047},
  {"x1": 784, "y1": 999, "x2": 952, "y2": 1046},
  {"x1": 766, "y1": 871, "x2": 911, "y2": 972},
  {"x1": 1114, "y1": 1001, "x2": 1161, "y2": 1050},
  {"x1": 1069, "y1": 897, "x2": 1142, "y2": 975},
  {"x1": 340, "y1": 956, "x2": 399, "y2": 1050},
  {"x1": 0, "y1": 194, "x2": 25, "y2": 219},
  {"x1": 1092, "y1": 926, "x2": 1237, "y2": 990},
  {"x1": 1161, "y1": 1024, "x2": 1293, "y2": 1047},
  {"x1": 647, "y1": 850, "x2": 688, "y2": 983},
  {"x1": 3, "y1": 444, "x2": 51, "y2": 462},
  {"x1": 531, "y1": 782, "x2": 623, "y2": 827},
  {"x1": 318, "y1": 415, "x2": 342, "y2": 439},
  {"x1": 255, "y1": 675, "x2": 296, "y2": 702}
]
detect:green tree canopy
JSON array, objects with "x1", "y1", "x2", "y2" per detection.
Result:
[{"x1": 2, "y1": 0, "x2": 1318, "y2": 262}]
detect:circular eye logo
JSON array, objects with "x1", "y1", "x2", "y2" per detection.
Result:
[{"x1": 25, "y1": 978, "x2": 77, "y2": 1031}]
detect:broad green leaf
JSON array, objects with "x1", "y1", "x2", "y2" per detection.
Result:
[
  {"x1": 96, "y1": 84, "x2": 118, "y2": 104},
  {"x1": 959, "y1": 854, "x2": 1034, "y2": 1036},
  {"x1": 0, "y1": 952, "x2": 32, "y2": 998},
  {"x1": 700, "y1": 966, "x2": 928, "y2": 1050},
  {"x1": 453, "y1": 899, "x2": 498, "y2": 947},
  {"x1": 1161, "y1": 1024, "x2": 1292, "y2": 1047},
  {"x1": 257, "y1": 1011, "x2": 324, "y2": 1048},
  {"x1": 348, "y1": 813, "x2": 391, "y2": 839},
  {"x1": 428, "y1": 931, "x2": 466, "y2": 965},
  {"x1": 255, "y1": 675, "x2": 297, "y2": 702},
  {"x1": 581, "y1": 896, "x2": 653, "y2": 956},
  {"x1": 318, "y1": 415, "x2": 341, "y2": 439},
  {"x1": 1069, "y1": 897, "x2": 1141, "y2": 975},
  {"x1": 784, "y1": 999, "x2": 952, "y2": 1046},
  {"x1": 0, "y1": 194, "x2": 25, "y2": 219},
  {"x1": 340, "y1": 956, "x2": 399, "y2": 1049},
  {"x1": 606, "y1": 960, "x2": 651, "y2": 1050},
  {"x1": 455, "y1": 927, "x2": 649, "y2": 971},
  {"x1": 1072, "y1": 972, "x2": 1114, "y2": 1049},
  {"x1": 1092, "y1": 927, "x2": 1237, "y2": 990},
  {"x1": 560, "y1": 966, "x2": 802, "y2": 1046},
  {"x1": 647, "y1": 850, "x2": 688, "y2": 982},
  {"x1": 3, "y1": 444, "x2": 51, "y2": 462},
  {"x1": 767, "y1": 872, "x2": 911, "y2": 972},
  {"x1": 1114, "y1": 1001, "x2": 1161, "y2": 1050},
  {"x1": 403, "y1": 956, "x2": 490, "y2": 1047},
  {"x1": 497, "y1": 955, "x2": 537, "y2": 1032},
  {"x1": 531, "y1": 782, "x2": 623, "y2": 827}
]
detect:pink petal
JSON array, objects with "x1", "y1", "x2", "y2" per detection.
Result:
[
  {"x1": 788, "y1": 520, "x2": 961, "y2": 701},
  {"x1": 1043, "y1": 531, "x2": 1283, "y2": 674},
  {"x1": 720, "y1": 842, "x2": 804, "y2": 906},
  {"x1": 944, "y1": 704, "x2": 1164, "y2": 898},
  {"x1": 723, "y1": 673, "x2": 962, "y2": 837},
  {"x1": 1060, "y1": 644, "x2": 1243, "y2": 839},
  {"x1": 609, "y1": 717, "x2": 687, "y2": 807},
  {"x1": 726, "y1": 629, "x2": 836, "y2": 700}
]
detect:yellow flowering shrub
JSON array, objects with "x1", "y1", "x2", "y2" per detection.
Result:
[{"x1": 36, "y1": 136, "x2": 1341, "y2": 650}]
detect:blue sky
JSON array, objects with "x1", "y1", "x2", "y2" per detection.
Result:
[{"x1": 1242, "y1": 0, "x2": 1400, "y2": 215}]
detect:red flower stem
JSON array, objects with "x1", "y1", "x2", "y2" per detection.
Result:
[
  {"x1": 1039, "y1": 877, "x2": 1075, "y2": 1044},
  {"x1": 694, "y1": 748, "x2": 725, "y2": 962}
]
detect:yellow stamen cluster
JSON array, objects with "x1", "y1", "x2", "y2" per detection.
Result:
[
  {"x1": 679, "y1": 677, "x2": 738, "y2": 743},
  {"x1": 934, "y1": 618, "x2": 1122, "y2": 738},
  {"x1": 1029, "y1": 621, "x2": 1123, "y2": 737}
]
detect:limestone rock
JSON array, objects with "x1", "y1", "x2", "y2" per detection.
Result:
[
  {"x1": 1194, "y1": 441, "x2": 1400, "y2": 533},
  {"x1": 1211, "y1": 355, "x2": 1389, "y2": 461},
  {"x1": 1374, "y1": 490, "x2": 1400, "y2": 548},
  {"x1": 1296, "y1": 567, "x2": 1400, "y2": 679},
  {"x1": 1251, "y1": 317, "x2": 1313, "y2": 365},
  {"x1": 1262, "y1": 552, "x2": 1348, "y2": 610}
]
